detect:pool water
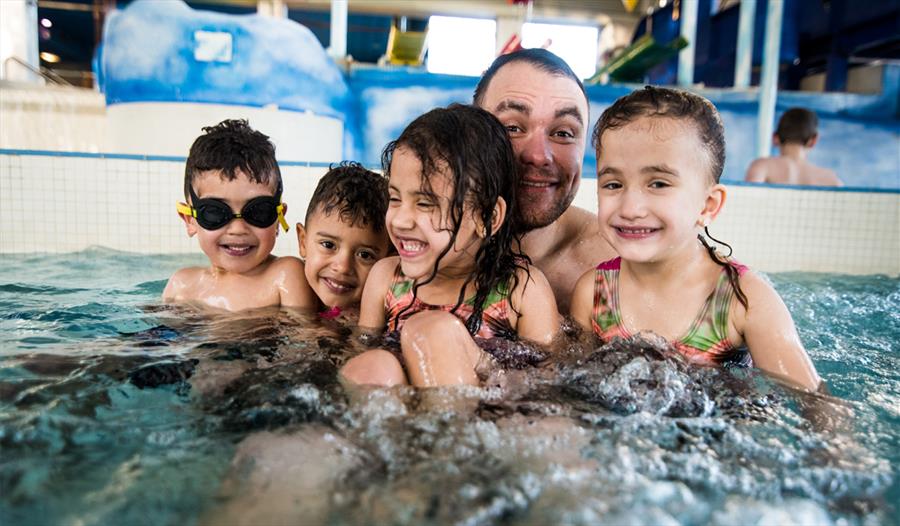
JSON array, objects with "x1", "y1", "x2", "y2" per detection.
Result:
[{"x1": 1, "y1": 248, "x2": 897, "y2": 525}]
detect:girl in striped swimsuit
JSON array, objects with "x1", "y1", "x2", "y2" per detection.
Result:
[
  {"x1": 570, "y1": 86, "x2": 821, "y2": 392},
  {"x1": 341, "y1": 104, "x2": 559, "y2": 387}
]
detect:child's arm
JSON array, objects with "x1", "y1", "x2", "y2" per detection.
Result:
[
  {"x1": 511, "y1": 266, "x2": 560, "y2": 345},
  {"x1": 737, "y1": 271, "x2": 822, "y2": 392},
  {"x1": 569, "y1": 268, "x2": 596, "y2": 332},
  {"x1": 272, "y1": 256, "x2": 319, "y2": 309},
  {"x1": 357, "y1": 257, "x2": 397, "y2": 332}
]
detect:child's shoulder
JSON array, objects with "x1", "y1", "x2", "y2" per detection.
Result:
[
  {"x1": 265, "y1": 256, "x2": 319, "y2": 308},
  {"x1": 372, "y1": 255, "x2": 401, "y2": 275},
  {"x1": 267, "y1": 255, "x2": 304, "y2": 272},
  {"x1": 162, "y1": 265, "x2": 208, "y2": 300},
  {"x1": 729, "y1": 264, "x2": 786, "y2": 324},
  {"x1": 510, "y1": 263, "x2": 554, "y2": 302}
]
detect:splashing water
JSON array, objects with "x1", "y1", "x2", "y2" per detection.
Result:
[{"x1": 0, "y1": 249, "x2": 896, "y2": 525}]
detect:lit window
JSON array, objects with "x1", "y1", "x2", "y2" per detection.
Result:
[
  {"x1": 521, "y1": 22, "x2": 599, "y2": 79},
  {"x1": 427, "y1": 16, "x2": 497, "y2": 76}
]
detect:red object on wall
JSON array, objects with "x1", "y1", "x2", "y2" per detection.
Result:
[{"x1": 499, "y1": 34, "x2": 523, "y2": 55}]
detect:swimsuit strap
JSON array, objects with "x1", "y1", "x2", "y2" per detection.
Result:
[
  {"x1": 385, "y1": 264, "x2": 415, "y2": 332},
  {"x1": 677, "y1": 268, "x2": 733, "y2": 350},
  {"x1": 384, "y1": 265, "x2": 515, "y2": 340},
  {"x1": 591, "y1": 257, "x2": 629, "y2": 341}
]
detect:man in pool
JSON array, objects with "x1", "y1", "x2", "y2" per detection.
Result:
[
  {"x1": 474, "y1": 49, "x2": 615, "y2": 312},
  {"x1": 745, "y1": 107, "x2": 842, "y2": 187}
]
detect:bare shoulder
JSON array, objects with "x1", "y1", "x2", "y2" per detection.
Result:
[
  {"x1": 732, "y1": 268, "x2": 782, "y2": 326},
  {"x1": 371, "y1": 256, "x2": 400, "y2": 278},
  {"x1": 812, "y1": 166, "x2": 842, "y2": 187},
  {"x1": 569, "y1": 266, "x2": 597, "y2": 324},
  {"x1": 745, "y1": 157, "x2": 772, "y2": 182},
  {"x1": 267, "y1": 256, "x2": 318, "y2": 308},
  {"x1": 510, "y1": 263, "x2": 560, "y2": 344},
  {"x1": 367, "y1": 256, "x2": 400, "y2": 291},
  {"x1": 268, "y1": 255, "x2": 304, "y2": 273},
  {"x1": 162, "y1": 266, "x2": 205, "y2": 301},
  {"x1": 513, "y1": 263, "x2": 552, "y2": 295},
  {"x1": 572, "y1": 266, "x2": 596, "y2": 298},
  {"x1": 560, "y1": 206, "x2": 613, "y2": 259},
  {"x1": 358, "y1": 256, "x2": 399, "y2": 330}
]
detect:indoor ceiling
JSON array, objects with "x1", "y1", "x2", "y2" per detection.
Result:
[{"x1": 192, "y1": 0, "x2": 650, "y2": 25}]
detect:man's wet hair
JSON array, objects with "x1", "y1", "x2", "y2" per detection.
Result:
[
  {"x1": 775, "y1": 108, "x2": 819, "y2": 145},
  {"x1": 473, "y1": 48, "x2": 587, "y2": 107},
  {"x1": 184, "y1": 119, "x2": 281, "y2": 198},
  {"x1": 305, "y1": 161, "x2": 388, "y2": 232}
]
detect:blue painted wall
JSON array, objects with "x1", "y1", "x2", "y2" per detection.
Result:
[{"x1": 99, "y1": 0, "x2": 899, "y2": 189}]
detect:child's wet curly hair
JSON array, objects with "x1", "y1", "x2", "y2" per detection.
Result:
[
  {"x1": 306, "y1": 161, "x2": 388, "y2": 233},
  {"x1": 184, "y1": 119, "x2": 281, "y2": 198},
  {"x1": 382, "y1": 103, "x2": 530, "y2": 336}
]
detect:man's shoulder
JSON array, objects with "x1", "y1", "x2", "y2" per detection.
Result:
[
  {"x1": 527, "y1": 206, "x2": 615, "y2": 268},
  {"x1": 558, "y1": 206, "x2": 607, "y2": 252},
  {"x1": 745, "y1": 157, "x2": 779, "y2": 182}
]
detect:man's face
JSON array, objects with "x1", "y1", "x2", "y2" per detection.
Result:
[{"x1": 479, "y1": 61, "x2": 588, "y2": 230}]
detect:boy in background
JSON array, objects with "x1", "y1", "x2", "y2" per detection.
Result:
[
  {"x1": 163, "y1": 119, "x2": 318, "y2": 311},
  {"x1": 745, "y1": 107, "x2": 842, "y2": 187}
]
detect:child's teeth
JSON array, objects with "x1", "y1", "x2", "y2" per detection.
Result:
[{"x1": 403, "y1": 240, "x2": 425, "y2": 251}]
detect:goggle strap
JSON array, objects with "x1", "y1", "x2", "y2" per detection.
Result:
[
  {"x1": 277, "y1": 203, "x2": 289, "y2": 232},
  {"x1": 176, "y1": 202, "x2": 196, "y2": 217}
]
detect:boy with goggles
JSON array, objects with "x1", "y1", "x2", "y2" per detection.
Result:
[{"x1": 163, "y1": 119, "x2": 318, "y2": 311}]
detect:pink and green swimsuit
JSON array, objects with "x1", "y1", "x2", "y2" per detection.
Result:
[
  {"x1": 385, "y1": 266, "x2": 516, "y2": 340},
  {"x1": 591, "y1": 257, "x2": 750, "y2": 366}
]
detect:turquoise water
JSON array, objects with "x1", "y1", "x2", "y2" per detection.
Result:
[{"x1": 0, "y1": 248, "x2": 897, "y2": 525}]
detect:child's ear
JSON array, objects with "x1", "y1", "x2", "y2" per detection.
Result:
[
  {"x1": 805, "y1": 133, "x2": 819, "y2": 148},
  {"x1": 772, "y1": 134, "x2": 781, "y2": 148},
  {"x1": 477, "y1": 197, "x2": 507, "y2": 238},
  {"x1": 489, "y1": 197, "x2": 507, "y2": 236},
  {"x1": 296, "y1": 222, "x2": 307, "y2": 259},
  {"x1": 179, "y1": 208, "x2": 199, "y2": 237},
  {"x1": 698, "y1": 184, "x2": 726, "y2": 227}
]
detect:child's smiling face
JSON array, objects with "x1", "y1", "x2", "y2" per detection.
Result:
[
  {"x1": 596, "y1": 116, "x2": 720, "y2": 264},
  {"x1": 386, "y1": 147, "x2": 481, "y2": 282},
  {"x1": 185, "y1": 169, "x2": 280, "y2": 275},
  {"x1": 297, "y1": 208, "x2": 390, "y2": 308}
]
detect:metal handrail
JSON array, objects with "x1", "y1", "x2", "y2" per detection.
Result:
[{"x1": 2, "y1": 56, "x2": 72, "y2": 86}]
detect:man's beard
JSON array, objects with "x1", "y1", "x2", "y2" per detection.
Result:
[{"x1": 516, "y1": 189, "x2": 575, "y2": 232}]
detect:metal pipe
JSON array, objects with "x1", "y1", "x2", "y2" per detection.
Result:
[
  {"x1": 677, "y1": 0, "x2": 698, "y2": 86},
  {"x1": 329, "y1": 0, "x2": 348, "y2": 60},
  {"x1": 734, "y1": 0, "x2": 756, "y2": 89},
  {"x1": 755, "y1": 0, "x2": 784, "y2": 159}
]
